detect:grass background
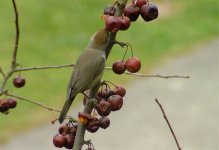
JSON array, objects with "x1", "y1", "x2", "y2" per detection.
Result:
[{"x1": 0, "y1": 0, "x2": 219, "y2": 143}]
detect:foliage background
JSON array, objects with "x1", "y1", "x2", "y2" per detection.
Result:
[{"x1": 0, "y1": 0, "x2": 219, "y2": 143}]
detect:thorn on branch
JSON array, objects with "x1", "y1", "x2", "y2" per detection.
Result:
[{"x1": 155, "y1": 98, "x2": 182, "y2": 150}]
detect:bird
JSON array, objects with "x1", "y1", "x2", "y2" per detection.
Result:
[{"x1": 58, "y1": 28, "x2": 109, "y2": 123}]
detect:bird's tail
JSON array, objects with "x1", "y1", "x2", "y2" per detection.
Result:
[{"x1": 58, "y1": 96, "x2": 75, "y2": 123}]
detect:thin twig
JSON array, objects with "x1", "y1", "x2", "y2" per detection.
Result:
[
  {"x1": 6, "y1": 93, "x2": 61, "y2": 112},
  {"x1": 11, "y1": 0, "x2": 20, "y2": 69},
  {"x1": 14, "y1": 63, "x2": 75, "y2": 72},
  {"x1": 155, "y1": 98, "x2": 182, "y2": 150},
  {"x1": 0, "y1": 67, "x2": 6, "y2": 78},
  {"x1": 14, "y1": 65, "x2": 190, "y2": 79},
  {"x1": 105, "y1": 67, "x2": 190, "y2": 79}
]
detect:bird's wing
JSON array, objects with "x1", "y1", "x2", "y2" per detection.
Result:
[{"x1": 67, "y1": 50, "x2": 105, "y2": 101}]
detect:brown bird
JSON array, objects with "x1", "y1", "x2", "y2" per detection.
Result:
[{"x1": 59, "y1": 28, "x2": 109, "y2": 123}]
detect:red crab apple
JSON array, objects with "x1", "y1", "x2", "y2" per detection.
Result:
[
  {"x1": 140, "y1": 4, "x2": 158, "y2": 22},
  {"x1": 99, "y1": 116, "x2": 110, "y2": 129},
  {"x1": 112, "y1": 60, "x2": 126, "y2": 74},
  {"x1": 105, "y1": 16, "x2": 121, "y2": 32},
  {"x1": 7, "y1": 98, "x2": 17, "y2": 109},
  {"x1": 13, "y1": 76, "x2": 26, "y2": 88},
  {"x1": 64, "y1": 134, "x2": 75, "y2": 149},
  {"x1": 53, "y1": 134, "x2": 66, "y2": 148},
  {"x1": 86, "y1": 119, "x2": 100, "y2": 133},
  {"x1": 124, "y1": 5, "x2": 140, "y2": 22},
  {"x1": 126, "y1": 57, "x2": 141, "y2": 73},
  {"x1": 107, "y1": 95, "x2": 123, "y2": 111},
  {"x1": 132, "y1": 0, "x2": 148, "y2": 8},
  {"x1": 96, "y1": 100, "x2": 112, "y2": 116},
  {"x1": 119, "y1": 16, "x2": 131, "y2": 31},
  {"x1": 113, "y1": 86, "x2": 126, "y2": 97},
  {"x1": 104, "y1": 5, "x2": 116, "y2": 16}
]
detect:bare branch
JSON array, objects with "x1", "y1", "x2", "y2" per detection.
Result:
[
  {"x1": 14, "y1": 63, "x2": 75, "y2": 72},
  {"x1": 11, "y1": 0, "x2": 20, "y2": 69},
  {"x1": 5, "y1": 93, "x2": 61, "y2": 112},
  {"x1": 105, "y1": 67, "x2": 190, "y2": 79},
  {"x1": 0, "y1": 66, "x2": 6, "y2": 78},
  {"x1": 155, "y1": 98, "x2": 182, "y2": 150}
]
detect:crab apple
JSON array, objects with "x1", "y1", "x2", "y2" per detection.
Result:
[
  {"x1": 140, "y1": 4, "x2": 158, "y2": 22},
  {"x1": 112, "y1": 60, "x2": 126, "y2": 74},
  {"x1": 86, "y1": 119, "x2": 100, "y2": 133},
  {"x1": 98, "y1": 87, "x2": 115, "y2": 99},
  {"x1": 107, "y1": 95, "x2": 123, "y2": 111},
  {"x1": 69, "y1": 126, "x2": 77, "y2": 136},
  {"x1": 120, "y1": 16, "x2": 131, "y2": 31},
  {"x1": 64, "y1": 134, "x2": 75, "y2": 149},
  {"x1": 132, "y1": 0, "x2": 147, "y2": 8},
  {"x1": 104, "y1": 5, "x2": 116, "y2": 16},
  {"x1": 96, "y1": 100, "x2": 112, "y2": 116},
  {"x1": 58, "y1": 124, "x2": 69, "y2": 136},
  {"x1": 7, "y1": 98, "x2": 17, "y2": 109},
  {"x1": 99, "y1": 116, "x2": 110, "y2": 129},
  {"x1": 126, "y1": 57, "x2": 141, "y2": 73},
  {"x1": 124, "y1": 5, "x2": 140, "y2": 22},
  {"x1": 113, "y1": 86, "x2": 126, "y2": 97},
  {"x1": 13, "y1": 76, "x2": 26, "y2": 88},
  {"x1": 0, "y1": 100, "x2": 10, "y2": 112},
  {"x1": 105, "y1": 16, "x2": 121, "y2": 32},
  {"x1": 53, "y1": 134, "x2": 66, "y2": 148}
]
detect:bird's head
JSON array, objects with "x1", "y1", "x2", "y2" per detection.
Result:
[{"x1": 89, "y1": 28, "x2": 109, "y2": 49}]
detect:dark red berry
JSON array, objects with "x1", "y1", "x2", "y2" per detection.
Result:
[
  {"x1": 69, "y1": 126, "x2": 77, "y2": 136},
  {"x1": 86, "y1": 119, "x2": 100, "y2": 133},
  {"x1": 58, "y1": 124, "x2": 69, "y2": 136},
  {"x1": 98, "y1": 87, "x2": 115, "y2": 100},
  {"x1": 132, "y1": 0, "x2": 147, "y2": 8},
  {"x1": 140, "y1": 4, "x2": 158, "y2": 22},
  {"x1": 119, "y1": 16, "x2": 131, "y2": 31},
  {"x1": 7, "y1": 98, "x2": 17, "y2": 109},
  {"x1": 126, "y1": 57, "x2": 141, "y2": 73},
  {"x1": 53, "y1": 134, "x2": 66, "y2": 148},
  {"x1": 113, "y1": 86, "x2": 126, "y2": 97},
  {"x1": 99, "y1": 117, "x2": 110, "y2": 129},
  {"x1": 112, "y1": 60, "x2": 126, "y2": 74},
  {"x1": 124, "y1": 5, "x2": 140, "y2": 22},
  {"x1": 13, "y1": 76, "x2": 26, "y2": 88},
  {"x1": 0, "y1": 100, "x2": 10, "y2": 112},
  {"x1": 105, "y1": 16, "x2": 121, "y2": 32},
  {"x1": 64, "y1": 134, "x2": 75, "y2": 149},
  {"x1": 96, "y1": 100, "x2": 111, "y2": 116},
  {"x1": 107, "y1": 95, "x2": 123, "y2": 111},
  {"x1": 104, "y1": 5, "x2": 116, "y2": 16}
]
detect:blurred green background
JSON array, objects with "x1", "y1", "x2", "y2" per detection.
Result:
[{"x1": 0, "y1": 0, "x2": 219, "y2": 143}]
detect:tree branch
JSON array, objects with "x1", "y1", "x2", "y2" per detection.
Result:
[
  {"x1": 14, "y1": 63, "x2": 75, "y2": 72},
  {"x1": 6, "y1": 93, "x2": 61, "y2": 112},
  {"x1": 73, "y1": 1, "x2": 128, "y2": 149},
  {"x1": 155, "y1": 98, "x2": 182, "y2": 150},
  {"x1": 11, "y1": 0, "x2": 20, "y2": 69}
]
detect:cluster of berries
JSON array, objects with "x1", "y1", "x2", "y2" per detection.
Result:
[
  {"x1": 53, "y1": 85, "x2": 126, "y2": 149},
  {"x1": 103, "y1": 0, "x2": 158, "y2": 32},
  {"x1": 53, "y1": 123, "x2": 77, "y2": 149},
  {"x1": 81, "y1": 85, "x2": 126, "y2": 133},
  {"x1": 0, "y1": 98, "x2": 17, "y2": 113},
  {"x1": 113, "y1": 56, "x2": 141, "y2": 74}
]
